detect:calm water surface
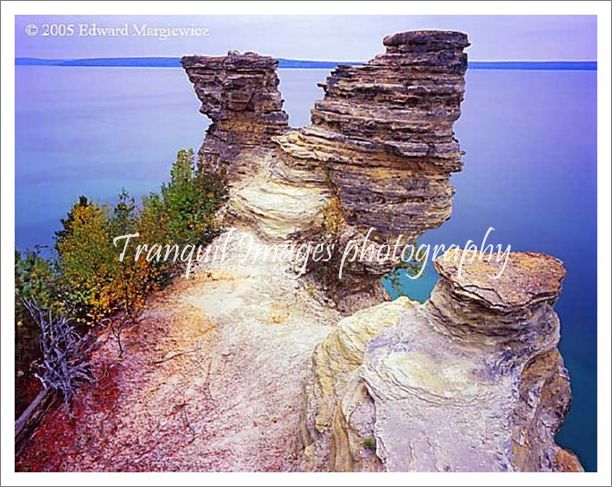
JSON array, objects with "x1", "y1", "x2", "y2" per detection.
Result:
[{"x1": 15, "y1": 66, "x2": 597, "y2": 471}]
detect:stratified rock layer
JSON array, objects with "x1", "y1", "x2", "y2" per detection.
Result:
[
  {"x1": 226, "y1": 152, "x2": 330, "y2": 241},
  {"x1": 182, "y1": 53, "x2": 329, "y2": 241},
  {"x1": 275, "y1": 31, "x2": 469, "y2": 242},
  {"x1": 182, "y1": 51, "x2": 289, "y2": 179},
  {"x1": 300, "y1": 250, "x2": 582, "y2": 472}
]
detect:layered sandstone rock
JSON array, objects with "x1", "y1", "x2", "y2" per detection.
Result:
[
  {"x1": 19, "y1": 31, "x2": 583, "y2": 474},
  {"x1": 300, "y1": 250, "x2": 582, "y2": 472},
  {"x1": 182, "y1": 51, "x2": 289, "y2": 179},
  {"x1": 181, "y1": 37, "x2": 581, "y2": 472},
  {"x1": 275, "y1": 30, "x2": 469, "y2": 243},
  {"x1": 182, "y1": 52, "x2": 330, "y2": 240},
  {"x1": 182, "y1": 31, "x2": 469, "y2": 264},
  {"x1": 227, "y1": 153, "x2": 330, "y2": 241}
]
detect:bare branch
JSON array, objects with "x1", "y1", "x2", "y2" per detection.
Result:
[{"x1": 23, "y1": 299, "x2": 95, "y2": 413}]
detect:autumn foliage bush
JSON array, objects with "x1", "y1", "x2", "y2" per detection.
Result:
[
  {"x1": 53, "y1": 148, "x2": 225, "y2": 325},
  {"x1": 15, "y1": 149, "x2": 226, "y2": 413}
]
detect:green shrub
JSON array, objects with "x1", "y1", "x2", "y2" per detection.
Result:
[
  {"x1": 15, "y1": 247, "x2": 59, "y2": 314},
  {"x1": 55, "y1": 196, "x2": 117, "y2": 324},
  {"x1": 138, "y1": 148, "x2": 226, "y2": 280},
  {"x1": 363, "y1": 436, "x2": 377, "y2": 451},
  {"x1": 16, "y1": 148, "x2": 227, "y2": 410},
  {"x1": 158, "y1": 148, "x2": 226, "y2": 246},
  {"x1": 111, "y1": 189, "x2": 154, "y2": 322}
]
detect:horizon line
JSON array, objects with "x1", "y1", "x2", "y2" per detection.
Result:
[
  {"x1": 14, "y1": 57, "x2": 598, "y2": 71},
  {"x1": 15, "y1": 56, "x2": 598, "y2": 63}
]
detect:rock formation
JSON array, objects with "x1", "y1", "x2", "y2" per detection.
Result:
[
  {"x1": 274, "y1": 30, "x2": 469, "y2": 243},
  {"x1": 299, "y1": 250, "x2": 582, "y2": 471},
  {"x1": 179, "y1": 31, "x2": 582, "y2": 472},
  {"x1": 182, "y1": 52, "x2": 330, "y2": 241},
  {"x1": 183, "y1": 31, "x2": 469, "y2": 252},
  {"x1": 14, "y1": 29, "x2": 583, "y2": 475},
  {"x1": 182, "y1": 51, "x2": 289, "y2": 179}
]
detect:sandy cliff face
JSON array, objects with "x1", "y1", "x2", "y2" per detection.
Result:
[
  {"x1": 299, "y1": 251, "x2": 582, "y2": 471},
  {"x1": 17, "y1": 30, "x2": 581, "y2": 473},
  {"x1": 182, "y1": 31, "x2": 469, "y2": 253},
  {"x1": 182, "y1": 51, "x2": 332, "y2": 243}
]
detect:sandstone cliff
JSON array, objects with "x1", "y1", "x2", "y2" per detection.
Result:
[
  {"x1": 16, "y1": 29, "x2": 581, "y2": 473},
  {"x1": 182, "y1": 51, "x2": 331, "y2": 243},
  {"x1": 167, "y1": 30, "x2": 583, "y2": 473},
  {"x1": 274, "y1": 30, "x2": 469, "y2": 244},
  {"x1": 182, "y1": 51, "x2": 289, "y2": 179},
  {"x1": 183, "y1": 32, "x2": 469, "y2": 257},
  {"x1": 298, "y1": 250, "x2": 582, "y2": 471},
  {"x1": 178, "y1": 31, "x2": 580, "y2": 471}
]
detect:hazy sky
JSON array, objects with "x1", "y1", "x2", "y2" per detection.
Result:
[{"x1": 16, "y1": 15, "x2": 596, "y2": 61}]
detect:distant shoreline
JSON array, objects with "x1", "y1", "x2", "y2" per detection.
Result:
[{"x1": 15, "y1": 57, "x2": 597, "y2": 71}]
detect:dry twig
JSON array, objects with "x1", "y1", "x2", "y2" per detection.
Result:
[{"x1": 23, "y1": 299, "x2": 95, "y2": 413}]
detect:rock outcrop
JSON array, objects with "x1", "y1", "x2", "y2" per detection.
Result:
[
  {"x1": 182, "y1": 31, "x2": 469, "y2": 252},
  {"x1": 180, "y1": 31, "x2": 582, "y2": 473},
  {"x1": 182, "y1": 52, "x2": 330, "y2": 241},
  {"x1": 275, "y1": 30, "x2": 469, "y2": 243},
  {"x1": 182, "y1": 51, "x2": 289, "y2": 179},
  {"x1": 299, "y1": 250, "x2": 582, "y2": 471}
]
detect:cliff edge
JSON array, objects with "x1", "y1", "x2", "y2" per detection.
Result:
[{"x1": 299, "y1": 250, "x2": 582, "y2": 471}]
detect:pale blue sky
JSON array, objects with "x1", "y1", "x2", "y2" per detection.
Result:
[{"x1": 16, "y1": 15, "x2": 596, "y2": 61}]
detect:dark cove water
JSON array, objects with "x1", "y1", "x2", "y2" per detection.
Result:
[{"x1": 15, "y1": 66, "x2": 597, "y2": 471}]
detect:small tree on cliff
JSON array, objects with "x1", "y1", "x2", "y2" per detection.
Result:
[
  {"x1": 55, "y1": 197, "x2": 118, "y2": 324},
  {"x1": 159, "y1": 148, "x2": 226, "y2": 246}
]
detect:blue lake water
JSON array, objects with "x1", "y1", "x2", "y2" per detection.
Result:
[{"x1": 15, "y1": 66, "x2": 597, "y2": 471}]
